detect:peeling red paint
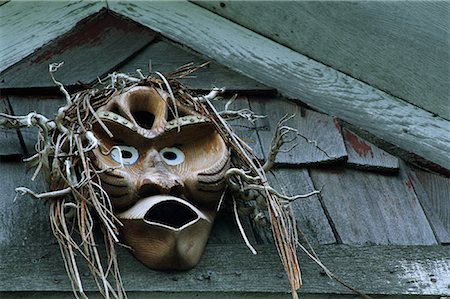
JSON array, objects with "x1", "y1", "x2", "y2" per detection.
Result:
[
  {"x1": 405, "y1": 179, "x2": 413, "y2": 190},
  {"x1": 344, "y1": 129, "x2": 374, "y2": 158},
  {"x1": 31, "y1": 9, "x2": 156, "y2": 64},
  {"x1": 333, "y1": 118, "x2": 342, "y2": 133}
]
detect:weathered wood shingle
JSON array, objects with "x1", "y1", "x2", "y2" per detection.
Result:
[
  {"x1": 119, "y1": 39, "x2": 270, "y2": 91},
  {"x1": 268, "y1": 168, "x2": 336, "y2": 245},
  {"x1": 8, "y1": 95, "x2": 65, "y2": 155},
  {"x1": 309, "y1": 166, "x2": 437, "y2": 245},
  {"x1": 250, "y1": 96, "x2": 347, "y2": 165},
  {"x1": 413, "y1": 168, "x2": 450, "y2": 234},
  {"x1": 1, "y1": 10, "x2": 157, "y2": 89},
  {"x1": 0, "y1": 96, "x2": 22, "y2": 156},
  {"x1": 342, "y1": 127, "x2": 399, "y2": 171}
]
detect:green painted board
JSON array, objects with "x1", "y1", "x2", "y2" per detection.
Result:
[
  {"x1": 0, "y1": 1, "x2": 105, "y2": 73},
  {"x1": 1, "y1": 243, "x2": 449, "y2": 295},
  {"x1": 196, "y1": 1, "x2": 450, "y2": 120},
  {"x1": 0, "y1": 10, "x2": 157, "y2": 89}
]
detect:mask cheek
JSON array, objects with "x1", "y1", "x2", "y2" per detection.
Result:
[{"x1": 184, "y1": 173, "x2": 227, "y2": 205}]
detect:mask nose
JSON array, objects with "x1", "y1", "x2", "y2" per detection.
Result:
[
  {"x1": 138, "y1": 174, "x2": 184, "y2": 198},
  {"x1": 138, "y1": 150, "x2": 184, "y2": 198}
]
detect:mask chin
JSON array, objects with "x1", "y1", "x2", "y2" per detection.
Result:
[{"x1": 117, "y1": 195, "x2": 214, "y2": 270}]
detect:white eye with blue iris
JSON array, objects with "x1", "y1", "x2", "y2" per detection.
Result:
[
  {"x1": 110, "y1": 145, "x2": 139, "y2": 165},
  {"x1": 160, "y1": 147, "x2": 185, "y2": 166}
]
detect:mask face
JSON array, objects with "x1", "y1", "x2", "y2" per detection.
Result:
[{"x1": 91, "y1": 86, "x2": 230, "y2": 270}]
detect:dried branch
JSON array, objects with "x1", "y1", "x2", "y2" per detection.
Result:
[{"x1": 263, "y1": 114, "x2": 298, "y2": 172}]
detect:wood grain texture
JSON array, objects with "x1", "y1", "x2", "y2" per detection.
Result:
[
  {"x1": 0, "y1": 294, "x2": 433, "y2": 299},
  {"x1": 342, "y1": 127, "x2": 399, "y2": 171},
  {"x1": 1, "y1": 243, "x2": 449, "y2": 295},
  {"x1": 405, "y1": 165, "x2": 450, "y2": 244},
  {"x1": 0, "y1": 96, "x2": 22, "y2": 156},
  {"x1": 119, "y1": 39, "x2": 269, "y2": 91},
  {"x1": 414, "y1": 168, "x2": 450, "y2": 233},
  {"x1": 108, "y1": 1, "x2": 450, "y2": 171},
  {"x1": 0, "y1": 1, "x2": 105, "y2": 73},
  {"x1": 0, "y1": 10, "x2": 157, "y2": 89},
  {"x1": 208, "y1": 209, "x2": 256, "y2": 245},
  {"x1": 212, "y1": 95, "x2": 264, "y2": 160},
  {"x1": 0, "y1": 160, "x2": 53, "y2": 246},
  {"x1": 250, "y1": 96, "x2": 347, "y2": 165},
  {"x1": 268, "y1": 168, "x2": 336, "y2": 245},
  {"x1": 309, "y1": 166, "x2": 437, "y2": 245},
  {"x1": 195, "y1": 1, "x2": 450, "y2": 120},
  {"x1": 9, "y1": 95, "x2": 66, "y2": 155}
]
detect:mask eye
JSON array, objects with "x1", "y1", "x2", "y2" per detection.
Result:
[
  {"x1": 160, "y1": 147, "x2": 185, "y2": 166},
  {"x1": 110, "y1": 145, "x2": 139, "y2": 165}
]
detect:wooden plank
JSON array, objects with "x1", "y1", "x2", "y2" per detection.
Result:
[
  {"x1": 208, "y1": 209, "x2": 256, "y2": 245},
  {"x1": 108, "y1": 2, "x2": 450, "y2": 171},
  {"x1": 8, "y1": 95, "x2": 66, "y2": 155},
  {"x1": 0, "y1": 293, "x2": 432, "y2": 299},
  {"x1": 405, "y1": 165, "x2": 450, "y2": 244},
  {"x1": 0, "y1": 96, "x2": 22, "y2": 156},
  {"x1": 342, "y1": 127, "x2": 399, "y2": 171},
  {"x1": 1, "y1": 243, "x2": 449, "y2": 296},
  {"x1": 268, "y1": 168, "x2": 336, "y2": 245},
  {"x1": 309, "y1": 166, "x2": 437, "y2": 245},
  {"x1": 414, "y1": 168, "x2": 450, "y2": 233},
  {"x1": 212, "y1": 95, "x2": 264, "y2": 160},
  {"x1": 0, "y1": 1, "x2": 105, "y2": 73},
  {"x1": 0, "y1": 160, "x2": 52, "y2": 246},
  {"x1": 196, "y1": 1, "x2": 450, "y2": 121},
  {"x1": 119, "y1": 39, "x2": 270, "y2": 91},
  {"x1": 250, "y1": 96, "x2": 347, "y2": 165},
  {"x1": 0, "y1": 10, "x2": 157, "y2": 89}
]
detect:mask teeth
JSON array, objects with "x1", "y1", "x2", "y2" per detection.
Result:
[
  {"x1": 97, "y1": 111, "x2": 138, "y2": 131},
  {"x1": 165, "y1": 115, "x2": 209, "y2": 132}
]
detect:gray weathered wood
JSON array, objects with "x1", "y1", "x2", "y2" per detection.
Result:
[
  {"x1": 0, "y1": 293, "x2": 433, "y2": 299},
  {"x1": 405, "y1": 165, "x2": 450, "y2": 244},
  {"x1": 208, "y1": 210, "x2": 256, "y2": 245},
  {"x1": 212, "y1": 95, "x2": 264, "y2": 159},
  {"x1": 8, "y1": 95, "x2": 66, "y2": 155},
  {"x1": 250, "y1": 97, "x2": 347, "y2": 165},
  {"x1": 0, "y1": 96, "x2": 22, "y2": 156},
  {"x1": 108, "y1": 1, "x2": 450, "y2": 171},
  {"x1": 414, "y1": 168, "x2": 450, "y2": 233},
  {"x1": 0, "y1": 160, "x2": 52, "y2": 246},
  {"x1": 1, "y1": 10, "x2": 157, "y2": 89},
  {"x1": 342, "y1": 127, "x2": 399, "y2": 171},
  {"x1": 119, "y1": 39, "x2": 269, "y2": 91},
  {"x1": 1, "y1": 243, "x2": 449, "y2": 296},
  {"x1": 196, "y1": 1, "x2": 450, "y2": 121},
  {"x1": 0, "y1": 1, "x2": 105, "y2": 73},
  {"x1": 268, "y1": 168, "x2": 336, "y2": 245},
  {"x1": 309, "y1": 166, "x2": 437, "y2": 245}
]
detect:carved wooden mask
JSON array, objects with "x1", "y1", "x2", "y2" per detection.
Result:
[{"x1": 91, "y1": 86, "x2": 230, "y2": 270}]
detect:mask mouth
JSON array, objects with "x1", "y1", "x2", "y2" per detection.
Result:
[
  {"x1": 144, "y1": 200, "x2": 198, "y2": 229},
  {"x1": 117, "y1": 195, "x2": 209, "y2": 231}
]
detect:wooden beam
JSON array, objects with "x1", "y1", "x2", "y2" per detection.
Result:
[
  {"x1": 1, "y1": 244, "x2": 449, "y2": 296},
  {"x1": 108, "y1": 2, "x2": 450, "y2": 171},
  {"x1": 0, "y1": 1, "x2": 105, "y2": 73},
  {"x1": 1, "y1": 10, "x2": 158, "y2": 89},
  {"x1": 195, "y1": 1, "x2": 450, "y2": 121}
]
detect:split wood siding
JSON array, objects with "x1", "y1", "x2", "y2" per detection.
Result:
[{"x1": 0, "y1": 4, "x2": 449, "y2": 298}]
